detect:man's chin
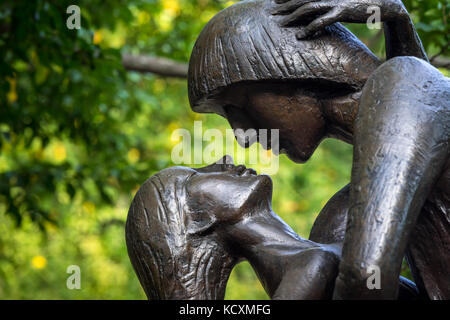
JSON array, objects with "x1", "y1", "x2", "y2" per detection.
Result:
[{"x1": 283, "y1": 149, "x2": 311, "y2": 164}]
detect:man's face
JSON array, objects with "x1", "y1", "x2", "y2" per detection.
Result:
[{"x1": 216, "y1": 82, "x2": 328, "y2": 163}]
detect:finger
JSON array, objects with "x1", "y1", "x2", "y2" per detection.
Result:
[
  {"x1": 280, "y1": 2, "x2": 333, "y2": 26},
  {"x1": 296, "y1": 8, "x2": 341, "y2": 39},
  {"x1": 272, "y1": 0, "x2": 317, "y2": 15}
]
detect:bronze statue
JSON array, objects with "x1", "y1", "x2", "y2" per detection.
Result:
[
  {"x1": 126, "y1": 157, "x2": 419, "y2": 299},
  {"x1": 126, "y1": 156, "x2": 338, "y2": 299},
  {"x1": 187, "y1": 0, "x2": 450, "y2": 299},
  {"x1": 125, "y1": 159, "x2": 238, "y2": 299}
]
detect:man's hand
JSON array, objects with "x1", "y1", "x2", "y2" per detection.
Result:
[{"x1": 272, "y1": 0, "x2": 408, "y2": 39}]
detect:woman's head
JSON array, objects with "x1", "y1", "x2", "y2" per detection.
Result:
[
  {"x1": 185, "y1": 157, "x2": 273, "y2": 231},
  {"x1": 188, "y1": 0, "x2": 381, "y2": 162},
  {"x1": 126, "y1": 156, "x2": 273, "y2": 299}
]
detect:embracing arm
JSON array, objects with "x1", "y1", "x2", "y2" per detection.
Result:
[
  {"x1": 334, "y1": 57, "x2": 449, "y2": 299},
  {"x1": 272, "y1": 0, "x2": 428, "y2": 61},
  {"x1": 382, "y1": 3, "x2": 428, "y2": 61}
]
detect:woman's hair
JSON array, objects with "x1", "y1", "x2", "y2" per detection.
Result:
[
  {"x1": 188, "y1": 0, "x2": 381, "y2": 116},
  {"x1": 125, "y1": 167, "x2": 236, "y2": 299}
]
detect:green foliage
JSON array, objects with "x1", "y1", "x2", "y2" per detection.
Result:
[
  {"x1": 0, "y1": 0, "x2": 447, "y2": 299},
  {"x1": 343, "y1": 0, "x2": 449, "y2": 58},
  {"x1": 404, "y1": 0, "x2": 449, "y2": 53}
]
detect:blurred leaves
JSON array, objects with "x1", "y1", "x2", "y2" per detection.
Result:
[
  {"x1": 0, "y1": 0, "x2": 447, "y2": 299},
  {"x1": 1, "y1": 0, "x2": 448, "y2": 231}
]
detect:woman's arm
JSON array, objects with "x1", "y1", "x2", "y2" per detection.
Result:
[
  {"x1": 383, "y1": 6, "x2": 428, "y2": 61},
  {"x1": 272, "y1": 0, "x2": 428, "y2": 61}
]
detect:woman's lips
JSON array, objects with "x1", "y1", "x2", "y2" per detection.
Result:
[
  {"x1": 235, "y1": 165, "x2": 257, "y2": 176},
  {"x1": 235, "y1": 165, "x2": 246, "y2": 175}
]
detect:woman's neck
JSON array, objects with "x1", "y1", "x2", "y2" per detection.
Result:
[{"x1": 219, "y1": 204, "x2": 320, "y2": 297}]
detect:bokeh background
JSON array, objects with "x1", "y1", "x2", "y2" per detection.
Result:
[{"x1": 0, "y1": 0, "x2": 448, "y2": 299}]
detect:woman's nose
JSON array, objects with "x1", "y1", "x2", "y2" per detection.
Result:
[
  {"x1": 234, "y1": 165, "x2": 247, "y2": 175},
  {"x1": 216, "y1": 155, "x2": 234, "y2": 166}
]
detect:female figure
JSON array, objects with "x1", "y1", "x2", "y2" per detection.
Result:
[
  {"x1": 187, "y1": 0, "x2": 450, "y2": 299},
  {"x1": 126, "y1": 156, "x2": 340, "y2": 299},
  {"x1": 126, "y1": 157, "x2": 418, "y2": 299}
]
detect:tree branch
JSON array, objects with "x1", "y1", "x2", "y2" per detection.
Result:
[
  {"x1": 432, "y1": 56, "x2": 450, "y2": 70},
  {"x1": 122, "y1": 54, "x2": 188, "y2": 78}
]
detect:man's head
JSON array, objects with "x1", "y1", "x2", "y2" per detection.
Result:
[{"x1": 188, "y1": 0, "x2": 381, "y2": 162}]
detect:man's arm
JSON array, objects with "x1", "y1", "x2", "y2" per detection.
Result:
[
  {"x1": 309, "y1": 184, "x2": 349, "y2": 244},
  {"x1": 334, "y1": 56, "x2": 449, "y2": 299},
  {"x1": 309, "y1": 183, "x2": 424, "y2": 299}
]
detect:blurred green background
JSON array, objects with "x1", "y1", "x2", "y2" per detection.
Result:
[{"x1": 0, "y1": 0, "x2": 448, "y2": 299}]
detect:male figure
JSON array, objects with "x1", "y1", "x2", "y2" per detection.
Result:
[
  {"x1": 126, "y1": 156, "x2": 341, "y2": 299},
  {"x1": 188, "y1": 0, "x2": 450, "y2": 299},
  {"x1": 126, "y1": 157, "x2": 418, "y2": 299}
]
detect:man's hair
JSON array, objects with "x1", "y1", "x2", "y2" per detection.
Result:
[{"x1": 188, "y1": 0, "x2": 380, "y2": 116}]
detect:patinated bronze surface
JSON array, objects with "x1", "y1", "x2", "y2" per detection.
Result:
[
  {"x1": 186, "y1": 0, "x2": 450, "y2": 299},
  {"x1": 127, "y1": 0, "x2": 450, "y2": 300},
  {"x1": 126, "y1": 157, "x2": 420, "y2": 299},
  {"x1": 126, "y1": 156, "x2": 340, "y2": 299}
]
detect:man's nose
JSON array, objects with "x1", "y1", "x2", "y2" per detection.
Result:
[{"x1": 233, "y1": 128, "x2": 258, "y2": 148}]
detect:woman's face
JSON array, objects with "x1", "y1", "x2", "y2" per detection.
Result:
[{"x1": 185, "y1": 157, "x2": 273, "y2": 228}]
